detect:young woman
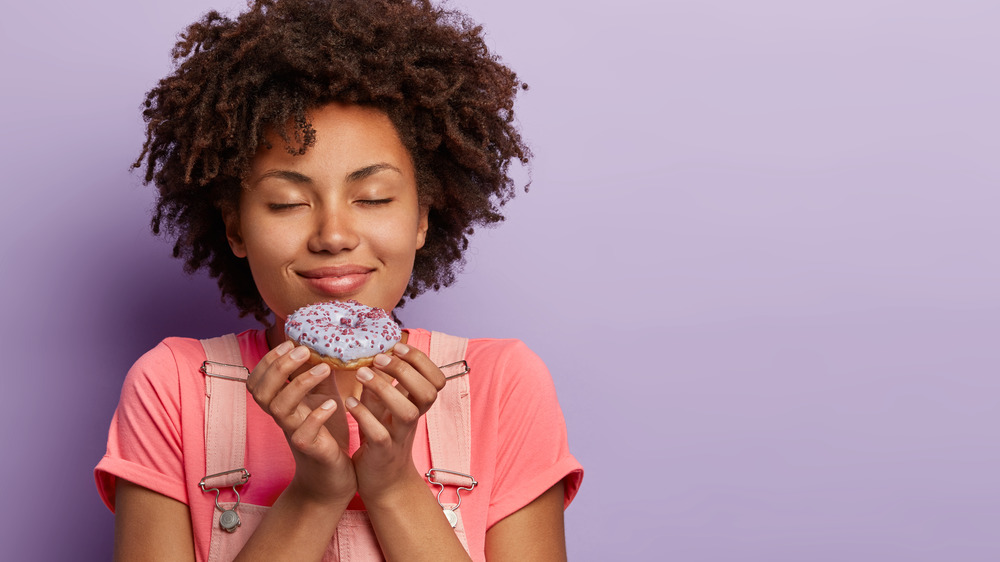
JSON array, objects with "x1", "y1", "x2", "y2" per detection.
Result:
[{"x1": 95, "y1": 1, "x2": 582, "y2": 560}]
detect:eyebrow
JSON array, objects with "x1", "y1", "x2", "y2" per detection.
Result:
[
  {"x1": 254, "y1": 170, "x2": 312, "y2": 185},
  {"x1": 345, "y1": 163, "x2": 402, "y2": 183},
  {"x1": 253, "y1": 163, "x2": 401, "y2": 186}
]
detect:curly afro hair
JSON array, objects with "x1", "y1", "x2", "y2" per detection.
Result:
[{"x1": 136, "y1": 0, "x2": 530, "y2": 322}]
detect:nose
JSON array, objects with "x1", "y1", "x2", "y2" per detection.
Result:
[{"x1": 307, "y1": 206, "x2": 360, "y2": 254}]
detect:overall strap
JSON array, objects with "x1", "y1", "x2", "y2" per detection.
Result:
[
  {"x1": 425, "y1": 331, "x2": 473, "y2": 552},
  {"x1": 200, "y1": 334, "x2": 250, "y2": 488}
]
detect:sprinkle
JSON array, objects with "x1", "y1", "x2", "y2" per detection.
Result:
[{"x1": 284, "y1": 300, "x2": 399, "y2": 363}]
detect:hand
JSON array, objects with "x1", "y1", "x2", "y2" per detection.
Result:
[
  {"x1": 346, "y1": 342, "x2": 446, "y2": 501},
  {"x1": 246, "y1": 341, "x2": 357, "y2": 504}
]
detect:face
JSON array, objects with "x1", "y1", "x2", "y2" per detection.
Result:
[{"x1": 224, "y1": 103, "x2": 429, "y2": 323}]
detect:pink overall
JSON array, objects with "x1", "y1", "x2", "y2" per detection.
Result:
[{"x1": 198, "y1": 332, "x2": 475, "y2": 561}]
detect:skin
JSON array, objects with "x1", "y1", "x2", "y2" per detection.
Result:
[{"x1": 114, "y1": 103, "x2": 568, "y2": 561}]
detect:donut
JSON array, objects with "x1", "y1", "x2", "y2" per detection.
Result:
[{"x1": 284, "y1": 300, "x2": 402, "y2": 369}]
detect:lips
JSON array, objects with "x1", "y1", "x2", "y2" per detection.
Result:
[{"x1": 299, "y1": 265, "x2": 373, "y2": 296}]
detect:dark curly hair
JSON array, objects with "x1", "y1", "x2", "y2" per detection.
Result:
[{"x1": 136, "y1": 0, "x2": 530, "y2": 322}]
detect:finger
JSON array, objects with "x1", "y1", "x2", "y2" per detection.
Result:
[
  {"x1": 356, "y1": 366, "x2": 420, "y2": 433},
  {"x1": 246, "y1": 340, "x2": 294, "y2": 392},
  {"x1": 370, "y1": 349, "x2": 440, "y2": 414},
  {"x1": 269, "y1": 362, "x2": 331, "y2": 429},
  {"x1": 391, "y1": 342, "x2": 447, "y2": 391},
  {"x1": 344, "y1": 396, "x2": 392, "y2": 449},
  {"x1": 368, "y1": 356, "x2": 415, "y2": 405},
  {"x1": 287, "y1": 399, "x2": 342, "y2": 462},
  {"x1": 359, "y1": 380, "x2": 388, "y2": 422},
  {"x1": 248, "y1": 344, "x2": 313, "y2": 408}
]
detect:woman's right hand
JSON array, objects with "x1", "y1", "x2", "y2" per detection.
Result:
[{"x1": 246, "y1": 341, "x2": 357, "y2": 503}]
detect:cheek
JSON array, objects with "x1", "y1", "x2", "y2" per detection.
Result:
[
  {"x1": 244, "y1": 252, "x2": 285, "y2": 295},
  {"x1": 244, "y1": 218, "x2": 301, "y2": 254},
  {"x1": 376, "y1": 219, "x2": 422, "y2": 259},
  {"x1": 242, "y1": 226, "x2": 298, "y2": 279}
]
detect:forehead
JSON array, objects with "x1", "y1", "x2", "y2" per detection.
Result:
[{"x1": 250, "y1": 103, "x2": 413, "y2": 176}]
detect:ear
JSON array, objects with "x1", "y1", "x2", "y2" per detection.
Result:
[
  {"x1": 415, "y1": 206, "x2": 429, "y2": 250},
  {"x1": 222, "y1": 207, "x2": 248, "y2": 258}
]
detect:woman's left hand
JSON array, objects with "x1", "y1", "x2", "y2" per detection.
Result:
[{"x1": 346, "y1": 341, "x2": 446, "y2": 500}]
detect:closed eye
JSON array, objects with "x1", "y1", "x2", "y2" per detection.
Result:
[
  {"x1": 358, "y1": 199, "x2": 393, "y2": 206},
  {"x1": 268, "y1": 203, "x2": 305, "y2": 210}
]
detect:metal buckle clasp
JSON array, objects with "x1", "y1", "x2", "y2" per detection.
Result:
[
  {"x1": 439, "y1": 360, "x2": 470, "y2": 380},
  {"x1": 200, "y1": 360, "x2": 249, "y2": 382},
  {"x1": 199, "y1": 468, "x2": 251, "y2": 533}
]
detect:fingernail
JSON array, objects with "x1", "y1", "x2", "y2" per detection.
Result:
[
  {"x1": 393, "y1": 342, "x2": 409, "y2": 355},
  {"x1": 275, "y1": 341, "x2": 294, "y2": 355},
  {"x1": 356, "y1": 367, "x2": 374, "y2": 382},
  {"x1": 320, "y1": 399, "x2": 336, "y2": 410},
  {"x1": 290, "y1": 346, "x2": 310, "y2": 360},
  {"x1": 345, "y1": 397, "x2": 359, "y2": 408},
  {"x1": 373, "y1": 354, "x2": 390, "y2": 367},
  {"x1": 310, "y1": 364, "x2": 329, "y2": 376}
]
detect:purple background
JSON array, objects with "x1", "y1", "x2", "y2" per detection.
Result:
[{"x1": 2, "y1": 0, "x2": 998, "y2": 559}]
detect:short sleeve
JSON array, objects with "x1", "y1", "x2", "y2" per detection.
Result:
[
  {"x1": 482, "y1": 340, "x2": 583, "y2": 527},
  {"x1": 94, "y1": 340, "x2": 189, "y2": 511}
]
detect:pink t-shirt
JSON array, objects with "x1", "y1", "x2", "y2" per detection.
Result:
[{"x1": 95, "y1": 328, "x2": 582, "y2": 561}]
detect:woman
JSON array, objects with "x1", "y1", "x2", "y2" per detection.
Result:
[{"x1": 96, "y1": 1, "x2": 582, "y2": 560}]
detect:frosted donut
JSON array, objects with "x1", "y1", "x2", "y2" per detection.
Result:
[{"x1": 284, "y1": 300, "x2": 401, "y2": 369}]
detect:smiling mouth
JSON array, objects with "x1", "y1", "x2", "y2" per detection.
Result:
[{"x1": 299, "y1": 266, "x2": 373, "y2": 296}]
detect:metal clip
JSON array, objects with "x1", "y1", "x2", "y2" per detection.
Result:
[
  {"x1": 439, "y1": 360, "x2": 470, "y2": 380},
  {"x1": 199, "y1": 468, "x2": 251, "y2": 533},
  {"x1": 200, "y1": 360, "x2": 249, "y2": 382},
  {"x1": 425, "y1": 468, "x2": 477, "y2": 527}
]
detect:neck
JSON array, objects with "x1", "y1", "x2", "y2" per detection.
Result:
[{"x1": 265, "y1": 321, "x2": 286, "y2": 350}]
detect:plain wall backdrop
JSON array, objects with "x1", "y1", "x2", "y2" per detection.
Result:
[{"x1": 1, "y1": 0, "x2": 997, "y2": 560}]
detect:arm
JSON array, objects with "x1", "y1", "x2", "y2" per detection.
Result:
[
  {"x1": 485, "y1": 480, "x2": 567, "y2": 561},
  {"x1": 114, "y1": 476, "x2": 352, "y2": 562},
  {"x1": 112, "y1": 453, "x2": 572, "y2": 561},
  {"x1": 114, "y1": 478, "x2": 354, "y2": 562},
  {"x1": 233, "y1": 342, "x2": 358, "y2": 560},
  {"x1": 360, "y1": 480, "x2": 570, "y2": 562},
  {"x1": 113, "y1": 342, "x2": 358, "y2": 561},
  {"x1": 350, "y1": 339, "x2": 580, "y2": 561},
  {"x1": 232, "y1": 481, "x2": 352, "y2": 561},
  {"x1": 114, "y1": 479, "x2": 195, "y2": 562},
  {"x1": 480, "y1": 339, "x2": 580, "y2": 561},
  {"x1": 361, "y1": 473, "x2": 474, "y2": 561},
  {"x1": 347, "y1": 343, "x2": 473, "y2": 561}
]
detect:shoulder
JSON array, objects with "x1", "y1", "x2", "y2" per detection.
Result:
[
  {"x1": 465, "y1": 336, "x2": 543, "y2": 366},
  {"x1": 122, "y1": 330, "x2": 263, "y2": 397},
  {"x1": 464, "y1": 336, "x2": 552, "y2": 392},
  {"x1": 120, "y1": 338, "x2": 202, "y2": 396},
  {"x1": 411, "y1": 328, "x2": 542, "y2": 361},
  {"x1": 134, "y1": 337, "x2": 205, "y2": 368},
  {"x1": 412, "y1": 329, "x2": 556, "y2": 405},
  {"x1": 411, "y1": 329, "x2": 549, "y2": 378},
  {"x1": 132, "y1": 330, "x2": 264, "y2": 367}
]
